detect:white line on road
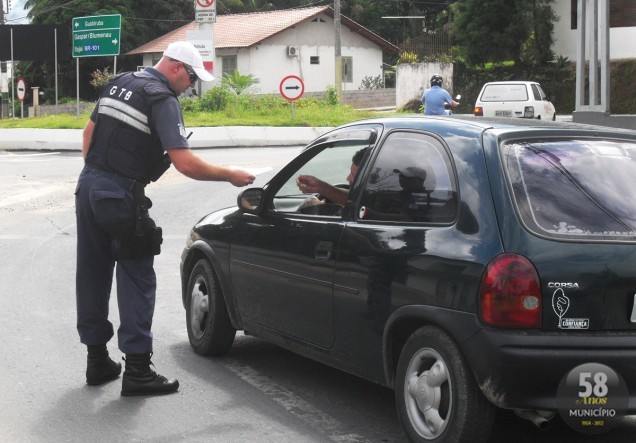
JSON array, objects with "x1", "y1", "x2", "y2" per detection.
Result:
[{"x1": 223, "y1": 358, "x2": 370, "y2": 443}]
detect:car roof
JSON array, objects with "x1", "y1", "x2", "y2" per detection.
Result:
[
  {"x1": 481, "y1": 81, "x2": 540, "y2": 85},
  {"x1": 336, "y1": 115, "x2": 636, "y2": 138}
]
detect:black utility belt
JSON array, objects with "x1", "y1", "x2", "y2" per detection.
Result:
[{"x1": 83, "y1": 165, "x2": 145, "y2": 193}]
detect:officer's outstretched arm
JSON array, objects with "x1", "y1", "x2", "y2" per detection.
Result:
[{"x1": 167, "y1": 148, "x2": 255, "y2": 187}]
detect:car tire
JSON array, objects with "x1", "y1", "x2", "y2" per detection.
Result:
[
  {"x1": 395, "y1": 326, "x2": 495, "y2": 443},
  {"x1": 185, "y1": 259, "x2": 236, "y2": 356}
]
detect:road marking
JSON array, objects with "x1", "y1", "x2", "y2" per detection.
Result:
[
  {"x1": 223, "y1": 358, "x2": 369, "y2": 442},
  {"x1": 0, "y1": 184, "x2": 71, "y2": 207},
  {"x1": 0, "y1": 152, "x2": 63, "y2": 158}
]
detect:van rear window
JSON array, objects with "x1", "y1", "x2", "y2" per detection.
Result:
[
  {"x1": 503, "y1": 139, "x2": 636, "y2": 242},
  {"x1": 480, "y1": 84, "x2": 529, "y2": 102}
]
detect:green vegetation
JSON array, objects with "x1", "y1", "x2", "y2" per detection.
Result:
[{"x1": 0, "y1": 87, "x2": 380, "y2": 129}]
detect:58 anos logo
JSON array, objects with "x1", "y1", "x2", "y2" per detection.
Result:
[{"x1": 557, "y1": 363, "x2": 628, "y2": 435}]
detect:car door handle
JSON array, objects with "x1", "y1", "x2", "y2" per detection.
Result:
[{"x1": 314, "y1": 241, "x2": 333, "y2": 261}]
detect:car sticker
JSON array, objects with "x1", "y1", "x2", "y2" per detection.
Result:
[
  {"x1": 359, "y1": 206, "x2": 367, "y2": 219},
  {"x1": 551, "y1": 287, "x2": 590, "y2": 329}
]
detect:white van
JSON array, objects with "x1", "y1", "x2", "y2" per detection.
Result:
[{"x1": 474, "y1": 81, "x2": 556, "y2": 120}]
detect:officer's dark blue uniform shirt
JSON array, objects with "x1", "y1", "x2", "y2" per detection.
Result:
[{"x1": 87, "y1": 67, "x2": 188, "y2": 183}]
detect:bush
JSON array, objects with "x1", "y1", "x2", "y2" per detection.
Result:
[
  {"x1": 401, "y1": 99, "x2": 423, "y2": 113},
  {"x1": 325, "y1": 85, "x2": 338, "y2": 105},
  {"x1": 359, "y1": 75, "x2": 384, "y2": 90}
]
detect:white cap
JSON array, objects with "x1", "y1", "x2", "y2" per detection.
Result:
[{"x1": 163, "y1": 41, "x2": 214, "y2": 82}]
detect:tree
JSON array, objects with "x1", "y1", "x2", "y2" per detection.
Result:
[
  {"x1": 22, "y1": 0, "x2": 194, "y2": 100},
  {"x1": 451, "y1": 0, "x2": 530, "y2": 66},
  {"x1": 222, "y1": 70, "x2": 259, "y2": 95},
  {"x1": 451, "y1": 0, "x2": 556, "y2": 67}
]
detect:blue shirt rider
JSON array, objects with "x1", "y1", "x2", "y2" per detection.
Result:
[{"x1": 421, "y1": 74, "x2": 460, "y2": 115}]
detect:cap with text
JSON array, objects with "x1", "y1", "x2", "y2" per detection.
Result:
[{"x1": 164, "y1": 41, "x2": 214, "y2": 82}]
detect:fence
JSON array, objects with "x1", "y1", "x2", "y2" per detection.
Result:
[{"x1": 399, "y1": 32, "x2": 453, "y2": 62}]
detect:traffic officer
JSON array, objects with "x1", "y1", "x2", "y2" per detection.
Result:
[{"x1": 76, "y1": 41, "x2": 255, "y2": 396}]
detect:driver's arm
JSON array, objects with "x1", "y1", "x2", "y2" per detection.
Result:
[{"x1": 296, "y1": 175, "x2": 348, "y2": 206}]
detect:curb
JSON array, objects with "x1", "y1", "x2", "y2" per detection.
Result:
[{"x1": 0, "y1": 126, "x2": 334, "y2": 151}]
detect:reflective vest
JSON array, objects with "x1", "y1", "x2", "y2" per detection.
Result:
[{"x1": 86, "y1": 71, "x2": 175, "y2": 184}]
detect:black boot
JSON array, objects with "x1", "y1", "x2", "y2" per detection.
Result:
[
  {"x1": 121, "y1": 353, "x2": 179, "y2": 396},
  {"x1": 86, "y1": 344, "x2": 121, "y2": 386}
]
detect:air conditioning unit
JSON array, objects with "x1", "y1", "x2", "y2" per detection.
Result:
[{"x1": 287, "y1": 46, "x2": 299, "y2": 57}]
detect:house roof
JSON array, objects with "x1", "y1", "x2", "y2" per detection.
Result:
[{"x1": 127, "y1": 6, "x2": 399, "y2": 56}]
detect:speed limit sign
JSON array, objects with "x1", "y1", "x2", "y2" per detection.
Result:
[{"x1": 17, "y1": 77, "x2": 27, "y2": 103}]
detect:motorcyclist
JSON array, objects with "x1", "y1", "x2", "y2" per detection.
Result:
[{"x1": 421, "y1": 74, "x2": 460, "y2": 116}]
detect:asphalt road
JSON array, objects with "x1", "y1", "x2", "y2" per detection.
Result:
[{"x1": 1, "y1": 147, "x2": 635, "y2": 443}]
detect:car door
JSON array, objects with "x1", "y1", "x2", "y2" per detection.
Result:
[
  {"x1": 229, "y1": 125, "x2": 380, "y2": 349},
  {"x1": 330, "y1": 129, "x2": 497, "y2": 380}
]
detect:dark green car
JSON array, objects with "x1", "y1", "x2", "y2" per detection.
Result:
[{"x1": 180, "y1": 116, "x2": 636, "y2": 442}]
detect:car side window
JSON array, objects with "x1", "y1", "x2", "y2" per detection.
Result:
[
  {"x1": 357, "y1": 131, "x2": 458, "y2": 224},
  {"x1": 531, "y1": 84, "x2": 542, "y2": 101},
  {"x1": 272, "y1": 139, "x2": 372, "y2": 216}
]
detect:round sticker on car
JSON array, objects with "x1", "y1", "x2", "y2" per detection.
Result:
[{"x1": 556, "y1": 362, "x2": 628, "y2": 435}]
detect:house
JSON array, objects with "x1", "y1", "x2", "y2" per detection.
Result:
[
  {"x1": 552, "y1": 0, "x2": 636, "y2": 61},
  {"x1": 127, "y1": 6, "x2": 399, "y2": 97}
]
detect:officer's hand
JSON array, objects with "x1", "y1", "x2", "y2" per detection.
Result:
[{"x1": 230, "y1": 169, "x2": 256, "y2": 187}]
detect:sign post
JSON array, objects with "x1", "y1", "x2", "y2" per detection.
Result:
[
  {"x1": 279, "y1": 75, "x2": 305, "y2": 120},
  {"x1": 16, "y1": 77, "x2": 26, "y2": 119},
  {"x1": 72, "y1": 14, "x2": 122, "y2": 117},
  {"x1": 195, "y1": 0, "x2": 217, "y2": 23},
  {"x1": 72, "y1": 14, "x2": 121, "y2": 57}
]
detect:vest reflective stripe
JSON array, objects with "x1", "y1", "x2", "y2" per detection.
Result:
[{"x1": 98, "y1": 97, "x2": 151, "y2": 134}]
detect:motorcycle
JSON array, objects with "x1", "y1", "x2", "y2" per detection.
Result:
[{"x1": 444, "y1": 94, "x2": 462, "y2": 116}]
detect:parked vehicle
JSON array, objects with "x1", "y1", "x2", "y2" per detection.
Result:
[
  {"x1": 180, "y1": 116, "x2": 636, "y2": 442},
  {"x1": 474, "y1": 81, "x2": 556, "y2": 120}
]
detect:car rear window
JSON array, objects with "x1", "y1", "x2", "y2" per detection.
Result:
[
  {"x1": 503, "y1": 138, "x2": 636, "y2": 241},
  {"x1": 480, "y1": 84, "x2": 529, "y2": 102}
]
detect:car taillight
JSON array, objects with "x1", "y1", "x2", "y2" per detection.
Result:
[
  {"x1": 524, "y1": 106, "x2": 534, "y2": 118},
  {"x1": 479, "y1": 253, "x2": 541, "y2": 328},
  {"x1": 474, "y1": 106, "x2": 483, "y2": 116}
]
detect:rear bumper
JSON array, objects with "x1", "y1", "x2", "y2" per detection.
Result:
[{"x1": 462, "y1": 327, "x2": 636, "y2": 413}]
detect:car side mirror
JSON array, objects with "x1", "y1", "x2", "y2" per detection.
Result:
[{"x1": 238, "y1": 188, "x2": 264, "y2": 214}]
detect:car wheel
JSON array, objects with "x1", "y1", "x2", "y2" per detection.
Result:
[
  {"x1": 186, "y1": 259, "x2": 236, "y2": 355},
  {"x1": 395, "y1": 326, "x2": 495, "y2": 443}
]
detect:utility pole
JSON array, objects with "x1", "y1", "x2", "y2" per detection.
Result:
[{"x1": 334, "y1": 0, "x2": 342, "y2": 104}]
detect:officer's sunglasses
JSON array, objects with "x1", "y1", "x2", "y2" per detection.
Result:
[
  {"x1": 168, "y1": 58, "x2": 198, "y2": 84},
  {"x1": 182, "y1": 63, "x2": 198, "y2": 84}
]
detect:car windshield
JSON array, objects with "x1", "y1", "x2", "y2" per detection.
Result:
[
  {"x1": 480, "y1": 84, "x2": 529, "y2": 102},
  {"x1": 503, "y1": 138, "x2": 636, "y2": 241}
]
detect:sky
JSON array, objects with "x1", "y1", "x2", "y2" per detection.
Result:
[{"x1": 6, "y1": 0, "x2": 29, "y2": 24}]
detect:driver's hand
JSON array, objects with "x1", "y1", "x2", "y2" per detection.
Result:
[{"x1": 296, "y1": 175, "x2": 321, "y2": 194}]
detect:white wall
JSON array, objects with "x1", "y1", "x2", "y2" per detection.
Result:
[
  {"x1": 552, "y1": 0, "x2": 636, "y2": 60},
  {"x1": 233, "y1": 13, "x2": 384, "y2": 94},
  {"x1": 396, "y1": 62, "x2": 454, "y2": 109},
  {"x1": 141, "y1": 13, "x2": 385, "y2": 96}
]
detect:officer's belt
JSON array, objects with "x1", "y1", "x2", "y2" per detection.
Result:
[{"x1": 83, "y1": 165, "x2": 145, "y2": 193}]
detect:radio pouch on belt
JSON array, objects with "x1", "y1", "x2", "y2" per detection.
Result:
[{"x1": 117, "y1": 184, "x2": 163, "y2": 259}]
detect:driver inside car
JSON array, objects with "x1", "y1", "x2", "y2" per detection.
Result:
[{"x1": 296, "y1": 147, "x2": 367, "y2": 207}]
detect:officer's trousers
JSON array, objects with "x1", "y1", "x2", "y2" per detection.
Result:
[{"x1": 75, "y1": 168, "x2": 156, "y2": 354}]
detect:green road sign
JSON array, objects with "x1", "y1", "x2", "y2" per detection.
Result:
[{"x1": 72, "y1": 14, "x2": 121, "y2": 57}]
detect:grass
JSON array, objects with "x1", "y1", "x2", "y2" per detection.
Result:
[{"x1": 0, "y1": 97, "x2": 386, "y2": 129}]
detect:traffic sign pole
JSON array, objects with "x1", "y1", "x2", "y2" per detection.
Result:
[
  {"x1": 279, "y1": 75, "x2": 305, "y2": 120},
  {"x1": 16, "y1": 77, "x2": 26, "y2": 119}
]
